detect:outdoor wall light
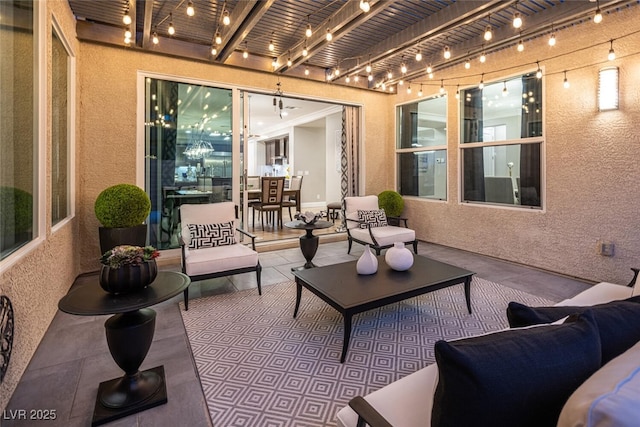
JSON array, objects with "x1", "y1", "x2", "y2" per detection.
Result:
[{"x1": 598, "y1": 67, "x2": 619, "y2": 111}]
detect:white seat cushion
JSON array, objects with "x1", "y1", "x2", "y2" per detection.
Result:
[
  {"x1": 556, "y1": 282, "x2": 633, "y2": 307},
  {"x1": 350, "y1": 226, "x2": 415, "y2": 247},
  {"x1": 336, "y1": 363, "x2": 438, "y2": 427},
  {"x1": 183, "y1": 243, "x2": 258, "y2": 276}
]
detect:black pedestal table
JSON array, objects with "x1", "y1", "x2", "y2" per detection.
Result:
[
  {"x1": 284, "y1": 220, "x2": 333, "y2": 270},
  {"x1": 58, "y1": 271, "x2": 190, "y2": 426}
]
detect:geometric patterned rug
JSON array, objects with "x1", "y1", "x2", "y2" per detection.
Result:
[{"x1": 180, "y1": 277, "x2": 553, "y2": 427}]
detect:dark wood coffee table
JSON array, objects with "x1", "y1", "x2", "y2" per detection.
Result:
[{"x1": 292, "y1": 255, "x2": 475, "y2": 363}]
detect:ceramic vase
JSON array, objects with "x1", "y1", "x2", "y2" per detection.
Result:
[
  {"x1": 99, "y1": 260, "x2": 158, "y2": 294},
  {"x1": 356, "y1": 245, "x2": 378, "y2": 275},
  {"x1": 385, "y1": 242, "x2": 414, "y2": 271}
]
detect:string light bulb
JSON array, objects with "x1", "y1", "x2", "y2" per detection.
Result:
[
  {"x1": 536, "y1": 62, "x2": 543, "y2": 79},
  {"x1": 455, "y1": 84, "x2": 460, "y2": 99},
  {"x1": 502, "y1": 81, "x2": 508, "y2": 96},
  {"x1": 243, "y1": 42, "x2": 249, "y2": 58},
  {"x1": 517, "y1": 38, "x2": 525, "y2": 52},
  {"x1": 302, "y1": 44, "x2": 308, "y2": 57},
  {"x1": 407, "y1": 84, "x2": 412, "y2": 94},
  {"x1": 418, "y1": 85, "x2": 423, "y2": 97},
  {"x1": 168, "y1": 13, "x2": 175, "y2": 35},
  {"x1": 426, "y1": 64, "x2": 433, "y2": 74},
  {"x1": 326, "y1": 29, "x2": 332, "y2": 42},
  {"x1": 222, "y1": 10, "x2": 230, "y2": 26},
  {"x1": 306, "y1": 23, "x2": 312, "y2": 38},
  {"x1": 152, "y1": 31, "x2": 159, "y2": 45},
  {"x1": 513, "y1": 12, "x2": 522, "y2": 29},
  {"x1": 187, "y1": 1, "x2": 195, "y2": 17},
  {"x1": 548, "y1": 32, "x2": 556, "y2": 46},
  {"x1": 401, "y1": 61, "x2": 407, "y2": 74},
  {"x1": 346, "y1": 76, "x2": 351, "y2": 83},
  {"x1": 123, "y1": 11, "x2": 132, "y2": 26},
  {"x1": 608, "y1": 39, "x2": 616, "y2": 61},
  {"x1": 354, "y1": 75, "x2": 359, "y2": 82},
  {"x1": 563, "y1": 71, "x2": 570, "y2": 89},
  {"x1": 479, "y1": 74, "x2": 484, "y2": 90},
  {"x1": 415, "y1": 51, "x2": 422, "y2": 61},
  {"x1": 479, "y1": 52, "x2": 486, "y2": 63},
  {"x1": 484, "y1": 15, "x2": 493, "y2": 41},
  {"x1": 594, "y1": 1, "x2": 603, "y2": 24},
  {"x1": 368, "y1": 74, "x2": 373, "y2": 82},
  {"x1": 215, "y1": 31, "x2": 222, "y2": 45},
  {"x1": 360, "y1": 0, "x2": 370, "y2": 13},
  {"x1": 464, "y1": 59, "x2": 471, "y2": 69},
  {"x1": 211, "y1": 46, "x2": 217, "y2": 55},
  {"x1": 366, "y1": 63, "x2": 372, "y2": 73},
  {"x1": 124, "y1": 27, "x2": 132, "y2": 39},
  {"x1": 268, "y1": 34, "x2": 274, "y2": 52},
  {"x1": 304, "y1": 66, "x2": 309, "y2": 76},
  {"x1": 387, "y1": 70, "x2": 392, "y2": 79},
  {"x1": 443, "y1": 46, "x2": 451, "y2": 59},
  {"x1": 287, "y1": 55, "x2": 293, "y2": 67},
  {"x1": 440, "y1": 80, "x2": 445, "y2": 94}
]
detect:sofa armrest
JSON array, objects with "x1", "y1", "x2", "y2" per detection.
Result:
[
  {"x1": 627, "y1": 267, "x2": 639, "y2": 287},
  {"x1": 348, "y1": 396, "x2": 393, "y2": 427}
]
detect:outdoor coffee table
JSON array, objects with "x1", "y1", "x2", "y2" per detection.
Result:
[{"x1": 292, "y1": 255, "x2": 475, "y2": 363}]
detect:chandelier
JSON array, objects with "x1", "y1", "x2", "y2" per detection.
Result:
[{"x1": 183, "y1": 137, "x2": 215, "y2": 160}]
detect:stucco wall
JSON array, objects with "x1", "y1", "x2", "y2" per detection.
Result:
[
  {"x1": 76, "y1": 44, "x2": 393, "y2": 272},
  {"x1": 0, "y1": 0, "x2": 80, "y2": 411},
  {"x1": 394, "y1": 7, "x2": 640, "y2": 285}
]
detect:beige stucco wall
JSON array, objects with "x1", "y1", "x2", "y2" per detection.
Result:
[
  {"x1": 0, "y1": 0, "x2": 80, "y2": 411},
  {"x1": 395, "y1": 6, "x2": 640, "y2": 285},
  {"x1": 76, "y1": 43, "x2": 394, "y2": 272}
]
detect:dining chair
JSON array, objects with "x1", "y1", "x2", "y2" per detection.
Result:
[
  {"x1": 251, "y1": 176, "x2": 285, "y2": 229},
  {"x1": 282, "y1": 175, "x2": 303, "y2": 220}
]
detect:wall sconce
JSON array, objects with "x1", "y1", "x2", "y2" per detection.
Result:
[{"x1": 598, "y1": 67, "x2": 619, "y2": 111}]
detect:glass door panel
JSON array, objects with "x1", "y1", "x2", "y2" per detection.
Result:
[{"x1": 144, "y1": 77, "x2": 232, "y2": 250}]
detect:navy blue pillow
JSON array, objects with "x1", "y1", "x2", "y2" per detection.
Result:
[
  {"x1": 507, "y1": 295, "x2": 640, "y2": 364},
  {"x1": 431, "y1": 312, "x2": 601, "y2": 427}
]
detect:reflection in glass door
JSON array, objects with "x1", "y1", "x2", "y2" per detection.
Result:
[{"x1": 144, "y1": 77, "x2": 233, "y2": 250}]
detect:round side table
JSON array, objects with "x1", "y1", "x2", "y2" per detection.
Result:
[{"x1": 58, "y1": 271, "x2": 190, "y2": 426}]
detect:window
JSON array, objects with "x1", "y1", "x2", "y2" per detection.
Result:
[
  {"x1": 51, "y1": 24, "x2": 72, "y2": 226},
  {"x1": 460, "y1": 73, "x2": 543, "y2": 208},
  {"x1": 1, "y1": 1, "x2": 36, "y2": 260},
  {"x1": 396, "y1": 95, "x2": 447, "y2": 200}
]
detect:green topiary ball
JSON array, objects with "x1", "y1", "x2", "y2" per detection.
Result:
[
  {"x1": 94, "y1": 184, "x2": 151, "y2": 228},
  {"x1": 378, "y1": 190, "x2": 404, "y2": 217},
  {"x1": 0, "y1": 186, "x2": 33, "y2": 235}
]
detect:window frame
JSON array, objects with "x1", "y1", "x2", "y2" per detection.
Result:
[
  {"x1": 50, "y1": 13, "x2": 76, "y2": 230},
  {"x1": 458, "y1": 70, "x2": 545, "y2": 210},
  {"x1": 395, "y1": 94, "x2": 448, "y2": 201}
]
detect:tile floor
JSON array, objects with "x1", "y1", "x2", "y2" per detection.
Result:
[{"x1": 5, "y1": 239, "x2": 594, "y2": 427}]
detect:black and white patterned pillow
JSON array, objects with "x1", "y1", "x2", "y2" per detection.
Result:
[
  {"x1": 188, "y1": 222, "x2": 236, "y2": 249},
  {"x1": 357, "y1": 209, "x2": 388, "y2": 228}
]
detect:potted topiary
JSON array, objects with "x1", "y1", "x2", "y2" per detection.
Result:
[
  {"x1": 378, "y1": 190, "x2": 404, "y2": 225},
  {"x1": 95, "y1": 184, "x2": 151, "y2": 254}
]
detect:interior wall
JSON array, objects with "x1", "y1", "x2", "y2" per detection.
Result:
[
  {"x1": 394, "y1": 7, "x2": 640, "y2": 285},
  {"x1": 0, "y1": 0, "x2": 81, "y2": 411},
  {"x1": 293, "y1": 126, "x2": 326, "y2": 206}
]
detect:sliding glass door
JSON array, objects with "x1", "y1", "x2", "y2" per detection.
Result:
[{"x1": 143, "y1": 77, "x2": 233, "y2": 249}]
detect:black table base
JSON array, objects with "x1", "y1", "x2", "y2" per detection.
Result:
[
  {"x1": 92, "y1": 308, "x2": 165, "y2": 426},
  {"x1": 92, "y1": 366, "x2": 167, "y2": 426}
]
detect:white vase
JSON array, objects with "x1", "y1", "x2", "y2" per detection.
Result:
[
  {"x1": 356, "y1": 245, "x2": 378, "y2": 275},
  {"x1": 385, "y1": 242, "x2": 414, "y2": 271}
]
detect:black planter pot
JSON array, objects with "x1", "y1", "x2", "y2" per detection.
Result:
[
  {"x1": 99, "y1": 260, "x2": 158, "y2": 294},
  {"x1": 99, "y1": 224, "x2": 148, "y2": 255}
]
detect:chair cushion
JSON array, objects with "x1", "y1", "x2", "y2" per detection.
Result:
[
  {"x1": 558, "y1": 340, "x2": 640, "y2": 427},
  {"x1": 187, "y1": 222, "x2": 236, "y2": 249},
  {"x1": 183, "y1": 243, "x2": 259, "y2": 276},
  {"x1": 357, "y1": 209, "x2": 388, "y2": 228},
  {"x1": 506, "y1": 296, "x2": 640, "y2": 364},
  {"x1": 431, "y1": 312, "x2": 602, "y2": 427},
  {"x1": 350, "y1": 226, "x2": 415, "y2": 248}
]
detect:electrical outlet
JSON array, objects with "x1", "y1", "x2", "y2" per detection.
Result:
[{"x1": 597, "y1": 240, "x2": 615, "y2": 257}]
